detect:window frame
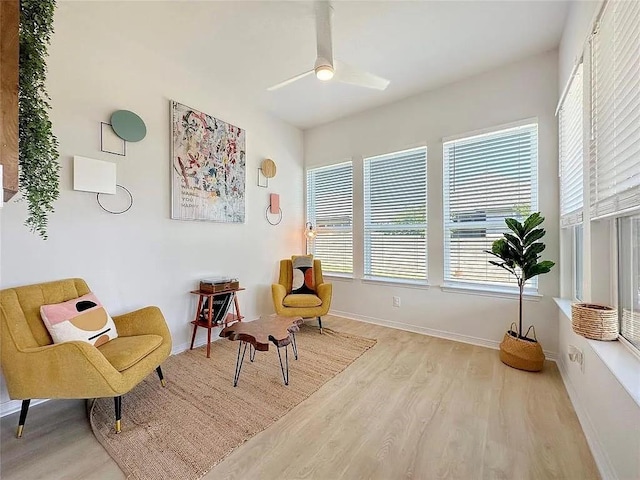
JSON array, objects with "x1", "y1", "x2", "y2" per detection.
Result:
[
  {"x1": 589, "y1": 0, "x2": 640, "y2": 220},
  {"x1": 306, "y1": 161, "x2": 354, "y2": 276},
  {"x1": 362, "y1": 146, "x2": 428, "y2": 284},
  {"x1": 616, "y1": 213, "x2": 640, "y2": 356},
  {"x1": 559, "y1": 62, "x2": 585, "y2": 228},
  {"x1": 587, "y1": 0, "x2": 640, "y2": 358},
  {"x1": 558, "y1": 59, "x2": 586, "y2": 303},
  {"x1": 573, "y1": 223, "x2": 584, "y2": 302},
  {"x1": 442, "y1": 119, "x2": 540, "y2": 295}
]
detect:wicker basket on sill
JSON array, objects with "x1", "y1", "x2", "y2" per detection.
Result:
[{"x1": 571, "y1": 303, "x2": 618, "y2": 341}]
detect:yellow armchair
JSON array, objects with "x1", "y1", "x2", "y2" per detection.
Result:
[
  {"x1": 0, "y1": 278, "x2": 172, "y2": 437},
  {"x1": 271, "y1": 259, "x2": 332, "y2": 333}
]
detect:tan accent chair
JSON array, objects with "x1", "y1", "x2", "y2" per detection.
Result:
[
  {"x1": 271, "y1": 259, "x2": 332, "y2": 333},
  {"x1": 0, "y1": 278, "x2": 172, "y2": 437}
]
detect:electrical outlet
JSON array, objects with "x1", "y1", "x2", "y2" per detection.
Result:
[
  {"x1": 393, "y1": 296, "x2": 401, "y2": 307},
  {"x1": 568, "y1": 345, "x2": 584, "y2": 372}
]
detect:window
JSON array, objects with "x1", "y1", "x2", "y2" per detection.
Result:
[
  {"x1": 559, "y1": 63, "x2": 584, "y2": 227},
  {"x1": 363, "y1": 147, "x2": 427, "y2": 282},
  {"x1": 306, "y1": 162, "x2": 353, "y2": 275},
  {"x1": 590, "y1": 0, "x2": 640, "y2": 220},
  {"x1": 443, "y1": 123, "x2": 538, "y2": 290},
  {"x1": 589, "y1": 0, "x2": 640, "y2": 354},
  {"x1": 558, "y1": 64, "x2": 585, "y2": 301},
  {"x1": 618, "y1": 215, "x2": 640, "y2": 352},
  {"x1": 574, "y1": 224, "x2": 584, "y2": 301}
]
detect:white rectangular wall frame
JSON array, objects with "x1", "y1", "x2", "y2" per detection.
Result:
[{"x1": 73, "y1": 155, "x2": 116, "y2": 194}]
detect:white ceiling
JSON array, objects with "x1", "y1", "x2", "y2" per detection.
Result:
[{"x1": 68, "y1": 1, "x2": 570, "y2": 129}]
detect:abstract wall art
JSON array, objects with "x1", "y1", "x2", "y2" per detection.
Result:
[{"x1": 171, "y1": 101, "x2": 246, "y2": 222}]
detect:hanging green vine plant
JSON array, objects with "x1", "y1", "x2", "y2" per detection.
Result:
[{"x1": 19, "y1": 0, "x2": 60, "y2": 239}]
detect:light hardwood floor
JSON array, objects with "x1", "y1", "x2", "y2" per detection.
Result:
[{"x1": 0, "y1": 316, "x2": 599, "y2": 479}]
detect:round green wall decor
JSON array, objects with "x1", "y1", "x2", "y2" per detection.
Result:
[{"x1": 110, "y1": 110, "x2": 147, "y2": 142}]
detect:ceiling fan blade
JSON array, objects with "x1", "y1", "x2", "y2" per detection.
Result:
[
  {"x1": 334, "y1": 60, "x2": 390, "y2": 90},
  {"x1": 267, "y1": 70, "x2": 315, "y2": 91},
  {"x1": 315, "y1": 1, "x2": 333, "y2": 65}
]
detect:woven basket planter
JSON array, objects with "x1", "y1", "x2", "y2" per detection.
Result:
[
  {"x1": 499, "y1": 323, "x2": 545, "y2": 372},
  {"x1": 571, "y1": 303, "x2": 618, "y2": 341}
]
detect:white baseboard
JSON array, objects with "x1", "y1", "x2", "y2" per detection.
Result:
[
  {"x1": 0, "y1": 337, "x2": 219, "y2": 418},
  {"x1": 171, "y1": 335, "x2": 222, "y2": 356},
  {"x1": 556, "y1": 357, "x2": 617, "y2": 480},
  {"x1": 330, "y1": 309, "x2": 557, "y2": 361}
]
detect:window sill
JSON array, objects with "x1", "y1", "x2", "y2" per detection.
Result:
[
  {"x1": 361, "y1": 276, "x2": 430, "y2": 289},
  {"x1": 440, "y1": 283, "x2": 542, "y2": 301},
  {"x1": 554, "y1": 297, "x2": 640, "y2": 407}
]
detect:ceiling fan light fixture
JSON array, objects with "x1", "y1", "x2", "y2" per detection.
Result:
[
  {"x1": 315, "y1": 66, "x2": 334, "y2": 81},
  {"x1": 314, "y1": 59, "x2": 334, "y2": 81},
  {"x1": 266, "y1": 3, "x2": 390, "y2": 93}
]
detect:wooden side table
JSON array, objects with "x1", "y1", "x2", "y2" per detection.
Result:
[{"x1": 189, "y1": 288, "x2": 245, "y2": 358}]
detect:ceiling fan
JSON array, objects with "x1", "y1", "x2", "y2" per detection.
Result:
[{"x1": 267, "y1": 1, "x2": 390, "y2": 92}]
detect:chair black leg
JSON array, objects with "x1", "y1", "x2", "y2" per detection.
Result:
[
  {"x1": 16, "y1": 399, "x2": 31, "y2": 438},
  {"x1": 318, "y1": 316, "x2": 323, "y2": 334},
  {"x1": 114, "y1": 396, "x2": 122, "y2": 434},
  {"x1": 156, "y1": 366, "x2": 166, "y2": 387}
]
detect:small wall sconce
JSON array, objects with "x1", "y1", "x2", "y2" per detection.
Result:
[
  {"x1": 304, "y1": 222, "x2": 317, "y2": 254},
  {"x1": 304, "y1": 222, "x2": 317, "y2": 240}
]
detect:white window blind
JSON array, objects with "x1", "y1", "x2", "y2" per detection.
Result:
[
  {"x1": 559, "y1": 63, "x2": 584, "y2": 227},
  {"x1": 618, "y1": 215, "x2": 640, "y2": 352},
  {"x1": 443, "y1": 123, "x2": 539, "y2": 289},
  {"x1": 590, "y1": 0, "x2": 640, "y2": 219},
  {"x1": 363, "y1": 147, "x2": 427, "y2": 281},
  {"x1": 306, "y1": 162, "x2": 353, "y2": 274}
]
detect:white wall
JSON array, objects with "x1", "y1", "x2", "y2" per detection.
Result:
[
  {"x1": 556, "y1": 1, "x2": 640, "y2": 479},
  {"x1": 558, "y1": 0, "x2": 600, "y2": 90},
  {"x1": 304, "y1": 50, "x2": 560, "y2": 354},
  {"x1": 557, "y1": 309, "x2": 640, "y2": 480},
  {"x1": 0, "y1": 3, "x2": 304, "y2": 408}
]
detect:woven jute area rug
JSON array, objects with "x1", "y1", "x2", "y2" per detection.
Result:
[{"x1": 89, "y1": 324, "x2": 376, "y2": 480}]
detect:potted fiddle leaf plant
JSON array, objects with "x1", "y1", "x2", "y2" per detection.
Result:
[{"x1": 486, "y1": 212, "x2": 555, "y2": 371}]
